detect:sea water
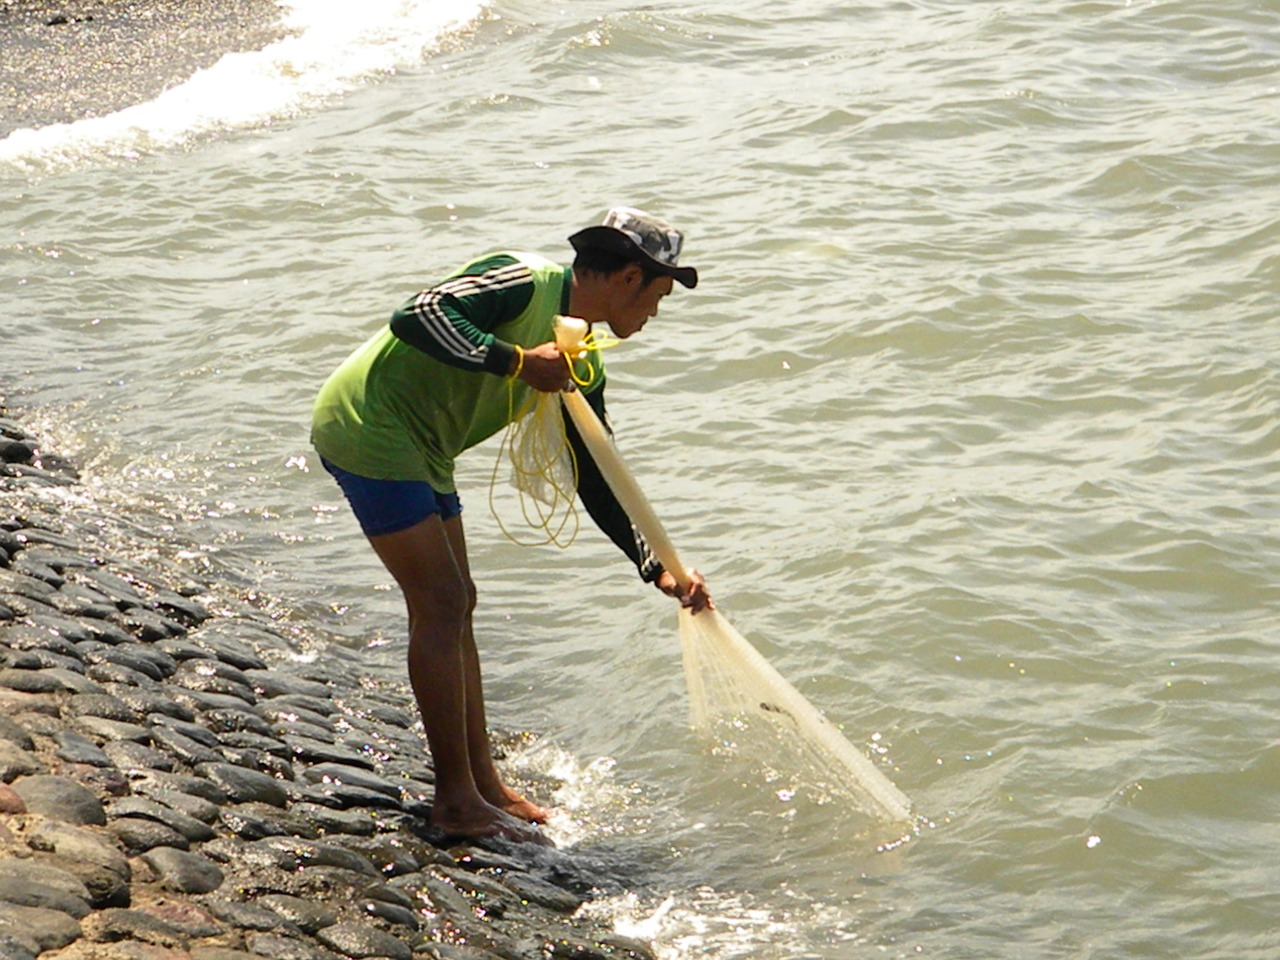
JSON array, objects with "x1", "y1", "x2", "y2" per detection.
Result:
[{"x1": 2, "y1": 1, "x2": 1278, "y2": 957}]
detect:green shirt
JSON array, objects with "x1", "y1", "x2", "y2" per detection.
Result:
[{"x1": 311, "y1": 252, "x2": 595, "y2": 492}]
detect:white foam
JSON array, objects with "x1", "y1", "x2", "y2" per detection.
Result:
[{"x1": 0, "y1": 0, "x2": 483, "y2": 171}]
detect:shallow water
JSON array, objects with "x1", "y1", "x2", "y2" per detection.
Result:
[{"x1": 3, "y1": 0, "x2": 1279, "y2": 957}]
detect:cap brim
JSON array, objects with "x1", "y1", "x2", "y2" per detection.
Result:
[{"x1": 569, "y1": 225, "x2": 698, "y2": 289}]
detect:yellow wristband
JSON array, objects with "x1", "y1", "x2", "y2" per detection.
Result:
[{"x1": 509, "y1": 344, "x2": 525, "y2": 380}]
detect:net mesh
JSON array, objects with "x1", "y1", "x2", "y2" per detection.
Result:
[{"x1": 679, "y1": 607, "x2": 913, "y2": 824}]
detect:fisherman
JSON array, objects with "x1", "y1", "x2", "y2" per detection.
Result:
[{"x1": 311, "y1": 207, "x2": 713, "y2": 842}]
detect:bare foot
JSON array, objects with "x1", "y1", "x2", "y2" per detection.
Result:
[
  {"x1": 431, "y1": 801, "x2": 550, "y2": 845},
  {"x1": 500, "y1": 792, "x2": 551, "y2": 825}
]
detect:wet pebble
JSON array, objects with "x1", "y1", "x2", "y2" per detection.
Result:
[
  {"x1": 315, "y1": 920, "x2": 412, "y2": 960},
  {"x1": 195, "y1": 761, "x2": 289, "y2": 807}
]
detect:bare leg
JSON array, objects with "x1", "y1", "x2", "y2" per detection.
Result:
[
  {"x1": 441, "y1": 518, "x2": 550, "y2": 825},
  {"x1": 366, "y1": 515, "x2": 543, "y2": 840}
]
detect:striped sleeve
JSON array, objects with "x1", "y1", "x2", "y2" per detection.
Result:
[{"x1": 389, "y1": 257, "x2": 535, "y2": 375}]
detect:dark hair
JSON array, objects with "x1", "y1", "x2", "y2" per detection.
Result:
[{"x1": 573, "y1": 247, "x2": 664, "y2": 287}]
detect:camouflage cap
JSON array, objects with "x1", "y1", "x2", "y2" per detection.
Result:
[{"x1": 568, "y1": 206, "x2": 698, "y2": 288}]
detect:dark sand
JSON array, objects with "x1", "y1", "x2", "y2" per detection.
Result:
[{"x1": 0, "y1": 0, "x2": 289, "y2": 137}]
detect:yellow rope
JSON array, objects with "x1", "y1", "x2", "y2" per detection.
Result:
[{"x1": 488, "y1": 327, "x2": 617, "y2": 548}]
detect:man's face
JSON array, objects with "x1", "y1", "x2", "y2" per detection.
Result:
[{"x1": 606, "y1": 268, "x2": 674, "y2": 339}]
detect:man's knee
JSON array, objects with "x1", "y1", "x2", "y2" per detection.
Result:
[{"x1": 405, "y1": 575, "x2": 474, "y2": 630}]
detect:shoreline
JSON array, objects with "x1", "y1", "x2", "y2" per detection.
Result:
[
  {"x1": 0, "y1": 0, "x2": 290, "y2": 138},
  {"x1": 0, "y1": 395, "x2": 655, "y2": 960}
]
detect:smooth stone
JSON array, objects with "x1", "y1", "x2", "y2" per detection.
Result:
[
  {"x1": 284, "y1": 736, "x2": 375, "y2": 770},
  {"x1": 109, "y1": 797, "x2": 216, "y2": 842},
  {"x1": 195, "y1": 762, "x2": 289, "y2": 807},
  {"x1": 244, "y1": 670, "x2": 333, "y2": 700},
  {"x1": 203, "y1": 898, "x2": 294, "y2": 933},
  {"x1": 63, "y1": 691, "x2": 142, "y2": 723},
  {"x1": 261, "y1": 702, "x2": 335, "y2": 731},
  {"x1": 357, "y1": 898, "x2": 419, "y2": 930},
  {"x1": 134, "y1": 897, "x2": 223, "y2": 939},
  {"x1": 3, "y1": 648, "x2": 85, "y2": 672},
  {"x1": 141, "y1": 847, "x2": 225, "y2": 894},
  {"x1": 0, "y1": 875, "x2": 90, "y2": 920},
  {"x1": 0, "y1": 668, "x2": 73, "y2": 694},
  {"x1": 25, "y1": 612, "x2": 93, "y2": 643},
  {"x1": 315, "y1": 921, "x2": 412, "y2": 960},
  {"x1": 186, "y1": 638, "x2": 269, "y2": 673},
  {"x1": 0, "y1": 781, "x2": 26, "y2": 812},
  {"x1": 12, "y1": 774, "x2": 106, "y2": 825},
  {"x1": 76, "y1": 715, "x2": 152, "y2": 743},
  {"x1": 0, "y1": 903, "x2": 81, "y2": 954},
  {"x1": 0, "y1": 860, "x2": 94, "y2": 902},
  {"x1": 172, "y1": 671, "x2": 257, "y2": 703},
  {"x1": 214, "y1": 747, "x2": 293, "y2": 780},
  {"x1": 194, "y1": 950, "x2": 269, "y2": 960},
  {"x1": 250, "y1": 837, "x2": 380, "y2": 878},
  {"x1": 9, "y1": 558, "x2": 65, "y2": 587},
  {"x1": 148, "y1": 725, "x2": 223, "y2": 765},
  {"x1": 1, "y1": 736, "x2": 51, "y2": 784},
  {"x1": 108, "y1": 815, "x2": 191, "y2": 854},
  {"x1": 290, "y1": 802, "x2": 377, "y2": 837},
  {"x1": 302, "y1": 763, "x2": 401, "y2": 799},
  {"x1": 127, "y1": 782, "x2": 222, "y2": 824},
  {"x1": 290, "y1": 780, "x2": 402, "y2": 812},
  {"x1": 147, "y1": 714, "x2": 220, "y2": 747},
  {"x1": 132, "y1": 770, "x2": 229, "y2": 806},
  {"x1": 501, "y1": 872, "x2": 585, "y2": 913},
  {"x1": 170, "y1": 687, "x2": 260, "y2": 714},
  {"x1": 256, "y1": 894, "x2": 337, "y2": 934},
  {"x1": 69, "y1": 568, "x2": 145, "y2": 607},
  {"x1": 0, "y1": 714, "x2": 36, "y2": 749},
  {"x1": 89, "y1": 660, "x2": 159, "y2": 689},
  {"x1": 108, "y1": 687, "x2": 193, "y2": 720},
  {"x1": 152, "y1": 590, "x2": 212, "y2": 625},
  {"x1": 245, "y1": 931, "x2": 342, "y2": 960},
  {"x1": 53, "y1": 732, "x2": 113, "y2": 773},
  {"x1": 270, "y1": 719, "x2": 335, "y2": 744},
  {"x1": 1, "y1": 625, "x2": 82, "y2": 659},
  {"x1": 103, "y1": 738, "x2": 178, "y2": 772},
  {"x1": 204, "y1": 709, "x2": 275, "y2": 737},
  {"x1": 82, "y1": 907, "x2": 186, "y2": 948},
  {"x1": 82, "y1": 619, "x2": 139, "y2": 645},
  {"x1": 176, "y1": 657, "x2": 252, "y2": 686},
  {"x1": 82, "y1": 645, "x2": 178, "y2": 682},
  {"x1": 113, "y1": 607, "x2": 187, "y2": 640},
  {"x1": 269, "y1": 693, "x2": 334, "y2": 717}
]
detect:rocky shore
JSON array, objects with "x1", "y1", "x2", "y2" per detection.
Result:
[{"x1": 0, "y1": 399, "x2": 654, "y2": 960}]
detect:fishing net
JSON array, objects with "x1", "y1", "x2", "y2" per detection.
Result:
[
  {"x1": 553, "y1": 317, "x2": 913, "y2": 825},
  {"x1": 678, "y1": 607, "x2": 912, "y2": 822}
]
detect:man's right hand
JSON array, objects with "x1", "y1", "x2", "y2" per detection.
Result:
[{"x1": 517, "y1": 341, "x2": 570, "y2": 392}]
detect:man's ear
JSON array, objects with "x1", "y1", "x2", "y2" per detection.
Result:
[{"x1": 619, "y1": 262, "x2": 645, "y2": 288}]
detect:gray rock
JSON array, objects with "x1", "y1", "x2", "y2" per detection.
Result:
[
  {"x1": 246, "y1": 670, "x2": 333, "y2": 700},
  {"x1": 141, "y1": 846, "x2": 225, "y2": 894},
  {"x1": 82, "y1": 907, "x2": 186, "y2": 948},
  {"x1": 26, "y1": 819, "x2": 130, "y2": 875},
  {"x1": 107, "y1": 814, "x2": 190, "y2": 854},
  {"x1": 173, "y1": 670, "x2": 258, "y2": 703},
  {"x1": 203, "y1": 898, "x2": 295, "y2": 933},
  {"x1": 291, "y1": 802, "x2": 378, "y2": 838},
  {"x1": 127, "y1": 781, "x2": 222, "y2": 823},
  {"x1": 501, "y1": 873, "x2": 585, "y2": 913},
  {"x1": 25, "y1": 612, "x2": 93, "y2": 643},
  {"x1": 285, "y1": 735, "x2": 376, "y2": 770},
  {"x1": 195, "y1": 762, "x2": 289, "y2": 807},
  {"x1": 0, "y1": 861, "x2": 93, "y2": 904},
  {"x1": 205, "y1": 708, "x2": 275, "y2": 737},
  {"x1": 75, "y1": 715, "x2": 152, "y2": 743},
  {"x1": 149, "y1": 724, "x2": 223, "y2": 765},
  {"x1": 53, "y1": 730, "x2": 113, "y2": 767},
  {"x1": 315, "y1": 921, "x2": 412, "y2": 960},
  {"x1": 250, "y1": 836, "x2": 380, "y2": 878},
  {"x1": 3, "y1": 648, "x2": 85, "y2": 672},
  {"x1": 245, "y1": 931, "x2": 342, "y2": 960},
  {"x1": 133, "y1": 770, "x2": 229, "y2": 806},
  {"x1": 62, "y1": 691, "x2": 141, "y2": 723},
  {"x1": 0, "y1": 875, "x2": 91, "y2": 919},
  {"x1": 102, "y1": 737, "x2": 178, "y2": 772},
  {"x1": 0, "y1": 715, "x2": 35, "y2": 750},
  {"x1": 357, "y1": 897, "x2": 419, "y2": 930},
  {"x1": 193, "y1": 949, "x2": 267, "y2": 960},
  {"x1": 303, "y1": 763, "x2": 401, "y2": 799},
  {"x1": 147, "y1": 713, "x2": 220, "y2": 747},
  {"x1": 0, "y1": 738, "x2": 43, "y2": 783},
  {"x1": 0, "y1": 903, "x2": 81, "y2": 954},
  {"x1": 11, "y1": 774, "x2": 106, "y2": 825},
  {"x1": 257, "y1": 894, "x2": 337, "y2": 934},
  {"x1": 0, "y1": 667, "x2": 72, "y2": 694}
]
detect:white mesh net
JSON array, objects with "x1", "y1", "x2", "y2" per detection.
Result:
[{"x1": 678, "y1": 608, "x2": 913, "y2": 823}]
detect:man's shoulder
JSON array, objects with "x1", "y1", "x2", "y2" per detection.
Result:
[{"x1": 453, "y1": 251, "x2": 563, "y2": 278}]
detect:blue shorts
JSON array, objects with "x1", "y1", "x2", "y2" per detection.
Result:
[{"x1": 321, "y1": 458, "x2": 462, "y2": 537}]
